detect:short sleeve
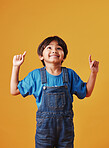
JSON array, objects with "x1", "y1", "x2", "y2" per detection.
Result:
[
  {"x1": 73, "y1": 71, "x2": 87, "y2": 99},
  {"x1": 17, "y1": 72, "x2": 35, "y2": 97}
]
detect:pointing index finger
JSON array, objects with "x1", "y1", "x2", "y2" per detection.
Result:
[
  {"x1": 23, "y1": 51, "x2": 26, "y2": 57},
  {"x1": 89, "y1": 55, "x2": 92, "y2": 63}
]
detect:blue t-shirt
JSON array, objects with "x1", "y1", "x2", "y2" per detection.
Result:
[{"x1": 18, "y1": 67, "x2": 87, "y2": 108}]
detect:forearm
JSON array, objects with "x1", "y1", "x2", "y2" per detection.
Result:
[
  {"x1": 10, "y1": 66, "x2": 20, "y2": 95},
  {"x1": 86, "y1": 72, "x2": 97, "y2": 97}
]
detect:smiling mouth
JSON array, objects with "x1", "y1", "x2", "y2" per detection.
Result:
[{"x1": 49, "y1": 55, "x2": 59, "y2": 57}]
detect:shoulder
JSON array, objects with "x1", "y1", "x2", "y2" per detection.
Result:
[
  {"x1": 30, "y1": 68, "x2": 41, "y2": 74},
  {"x1": 28, "y1": 68, "x2": 42, "y2": 79},
  {"x1": 64, "y1": 67, "x2": 80, "y2": 81},
  {"x1": 64, "y1": 67, "x2": 76, "y2": 75}
]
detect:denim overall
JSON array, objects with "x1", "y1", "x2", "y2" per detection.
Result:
[{"x1": 35, "y1": 67, "x2": 74, "y2": 148}]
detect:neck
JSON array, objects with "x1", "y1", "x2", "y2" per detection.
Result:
[{"x1": 45, "y1": 63, "x2": 62, "y2": 76}]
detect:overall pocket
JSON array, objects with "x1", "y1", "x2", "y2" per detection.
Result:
[{"x1": 47, "y1": 92, "x2": 66, "y2": 109}]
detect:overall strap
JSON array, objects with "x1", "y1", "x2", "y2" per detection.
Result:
[
  {"x1": 40, "y1": 67, "x2": 47, "y2": 84},
  {"x1": 62, "y1": 67, "x2": 69, "y2": 83},
  {"x1": 40, "y1": 67, "x2": 69, "y2": 84}
]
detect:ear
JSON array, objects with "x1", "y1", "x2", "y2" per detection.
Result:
[
  {"x1": 62, "y1": 59, "x2": 65, "y2": 62},
  {"x1": 61, "y1": 59, "x2": 65, "y2": 64},
  {"x1": 39, "y1": 55, "x2": 44, "y2": 60}
]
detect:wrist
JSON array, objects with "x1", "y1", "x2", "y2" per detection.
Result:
[
  {"x1": 13, "y1": 65, "x2": 20, "y2": 69},
  {"x1": 90, "y1": 71, "x2": 98, "y2": 77}
]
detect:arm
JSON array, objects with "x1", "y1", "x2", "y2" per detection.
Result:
[
  {"x1": 10, "y1": 51, "x2": 26, "y2": 95},
  {"x1": 86, "y1": 55, "x2": 99, "y2": 97}
]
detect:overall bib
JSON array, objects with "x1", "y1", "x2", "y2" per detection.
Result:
[{"x1": 35, "y1": 67, "x2": 74, "y2": 148}]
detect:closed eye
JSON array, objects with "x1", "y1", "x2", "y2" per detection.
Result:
[
  {"x1": 47, "y1": 46, "x2": 52, "y2": 49},
  {"x1": 57, "y1": 47, "x2": 62, "y2": 50}
]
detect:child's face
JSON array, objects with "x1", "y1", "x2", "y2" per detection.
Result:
[{"x1": 39, "y1": 40, "x2": 64, "y2": 66}]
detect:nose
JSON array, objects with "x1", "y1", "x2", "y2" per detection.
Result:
[{"x1": 52, "y1": 48, "x2": 57, "y2": 53}]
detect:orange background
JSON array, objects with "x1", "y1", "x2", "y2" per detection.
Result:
[{"x1": 0, "y1": 0, "x2": 109, "y2": 148}]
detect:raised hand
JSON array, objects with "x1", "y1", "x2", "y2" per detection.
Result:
[
  {"x1": 13, "y1": 51, "x2": 26, "y2": 67},
  {"x1": 89, "y1": 55, "x2": 99, "y2": 74}
]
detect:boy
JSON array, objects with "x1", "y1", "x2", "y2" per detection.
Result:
[{"x1": 10, "y1": 36, "x2": 99, "y2": 148}]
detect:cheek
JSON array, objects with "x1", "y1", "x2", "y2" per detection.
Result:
[
  {"x1": 61, "y1": 51, "x2": 65, "y2": 58},
  {"x1": 42, "y1": 50, "x2": 47, "y2": 56}
]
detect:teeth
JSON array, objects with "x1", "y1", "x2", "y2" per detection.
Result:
[{"x1": 50, "y1": 55, "x2": 59, "y2": 57}]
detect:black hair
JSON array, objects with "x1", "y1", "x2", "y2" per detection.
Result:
[{"x1": 37, "y1": 36, "x2": 68, "y2": 66}]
